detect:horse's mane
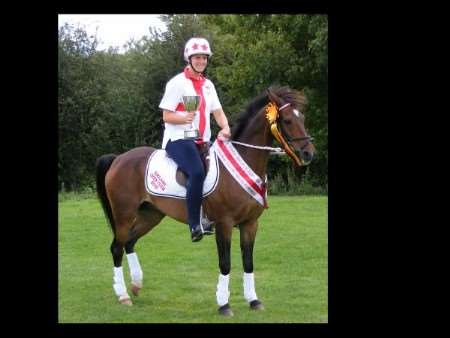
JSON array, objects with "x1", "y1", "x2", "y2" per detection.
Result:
[{"x1": 231, "y1": 86, "x2": 307, "y2": 140}]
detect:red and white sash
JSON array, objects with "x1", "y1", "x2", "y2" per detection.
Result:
[{"x1": 213, "y1": 139, "x2": 268, "y2": 208}]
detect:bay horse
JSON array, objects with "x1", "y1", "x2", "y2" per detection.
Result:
[{"x1": 95, "y1": 86, "x2": 315, "y2": 316}]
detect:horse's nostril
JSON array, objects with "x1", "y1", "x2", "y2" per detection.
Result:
[{"x1": 302, "y1": 151, "x2": 313, "y2": 162}]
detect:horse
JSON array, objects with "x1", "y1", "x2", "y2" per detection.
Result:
[{"x1": 95, "y1": 86, "x2": 315, "y2": 316}]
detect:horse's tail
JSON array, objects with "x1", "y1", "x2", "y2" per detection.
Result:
[{"x1": 95, "y1": 154, "x2": 117, "y2": 233}]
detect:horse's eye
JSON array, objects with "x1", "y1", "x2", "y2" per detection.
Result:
[{"x1": 283, "y1": 119, "x2": 292, "y2": 125}]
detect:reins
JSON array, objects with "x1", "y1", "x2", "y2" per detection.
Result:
[{"x1": 228, "y1": 140, "x2": 284, "y2": 154}]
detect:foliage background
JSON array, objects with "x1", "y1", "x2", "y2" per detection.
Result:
[{"x1": 58, "y1": 14, "x2": 328, "y2": 193}]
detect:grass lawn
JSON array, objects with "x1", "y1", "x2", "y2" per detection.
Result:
[{"x1": 58, "y1": 195, "x2": 327, "y2": 323}]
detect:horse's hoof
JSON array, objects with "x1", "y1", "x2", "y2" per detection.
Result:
[
  {"x1": 249, "y1": 299, "x2": 264, "y2": 310},
  {"x1": 119, "y1": 297, "x2": 133, "y2": 306},
  {"x1": 131, "y1": 283, "x2": 142, "y2": 296},
  {"x1": 218, "y1": 303, "x2": 234, "y2": 317}
]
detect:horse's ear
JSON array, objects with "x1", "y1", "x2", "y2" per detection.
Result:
[{"x1": 267, "y1": 88, "x2": 282, "y2": 107}]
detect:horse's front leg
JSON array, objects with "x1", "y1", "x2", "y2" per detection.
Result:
[
  {"x1": 240, "y1": 220, "x2": 264, "y2": 310},
  {"x1": 215, "y1": 222, "x2": 233, "y2": 316}
]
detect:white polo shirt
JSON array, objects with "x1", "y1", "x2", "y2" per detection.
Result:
[{"x1": 159, "y1": 71, "x2": 222, "y2": 148}]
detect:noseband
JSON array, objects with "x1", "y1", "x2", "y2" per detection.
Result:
[{"x1": 265, "y1": 102, "x2": 313, "y2": 166}]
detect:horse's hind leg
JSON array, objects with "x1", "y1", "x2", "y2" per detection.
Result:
[
  {"x1": 124, "y1": 237, "x2": 142, "y2": 297},
  {"x1": 110, "y1": 227, "x2": 133, "y2": 305},
  {"x1": 109, "y1": 198, "x2": 146, "y2": 306},
  {"x1": 124, "y1": 202, "x2": 165, "y2": 297}
]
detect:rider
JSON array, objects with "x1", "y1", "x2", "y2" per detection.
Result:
[{"x1": 159, "y1": 37, "x2": 231, "y2": 242}]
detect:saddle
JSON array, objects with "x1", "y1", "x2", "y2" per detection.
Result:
[
  {"x1": 175, "y1": 142, "x2": 211, "y2": 187},
  {"x1": 144, "y1": 143, "x2": 219, "y2": 199}
]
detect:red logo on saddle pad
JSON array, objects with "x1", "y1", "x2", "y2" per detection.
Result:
[{"x1": 149, "y1": 171, "x2": 167, "y2": 191}]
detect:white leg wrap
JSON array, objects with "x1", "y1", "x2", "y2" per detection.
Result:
[
  {"x1": 243, "y1": 272, "x2": 258, "y2": 303},
  {"x1": 216, "y1": 273, "x2": 230, "y2": 306},
  {"x1": 126, "y1": 252, "x2": 143, "y2": 287},
  {"x1": 113, "y1": 267, "x2": 129, "y2": 299}
]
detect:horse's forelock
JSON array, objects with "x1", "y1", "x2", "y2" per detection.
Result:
[{"x1": 271, "y1": 86, "x2": 307, "y2": 111}]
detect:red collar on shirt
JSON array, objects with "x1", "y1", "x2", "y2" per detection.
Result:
[
  {"x1": 183, "y1": 67, "x2": 207, "y2": 143},
  {"x1": 183, "y1": 66, "x2": 205, "y2": 88}
]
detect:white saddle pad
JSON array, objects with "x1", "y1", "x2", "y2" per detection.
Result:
[{"x1": 144, "y1": 147, "x2": 220, "y2": 199}]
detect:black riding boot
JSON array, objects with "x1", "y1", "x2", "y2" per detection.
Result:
[
  {"x1": 190, "y1": 224, "x2": 204, "y2": 242},
  {"x1": 190, "y1": 222, "x2": 214, "y2": 242}
]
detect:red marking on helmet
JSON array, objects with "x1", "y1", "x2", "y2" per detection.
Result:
[{"x1": 192, "y1": 43, "x2": 199, "y2": 50}]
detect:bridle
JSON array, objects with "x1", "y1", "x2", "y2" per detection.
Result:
[
  {"x1": 278, "y1": 103, "x2": 313, "y2": 150},
  {"x1": 227, "y1": 98, "x2": 314, "y2": 167},
  {"x1": 265, "y1": 101, "x2": 313, "y2": 166}
]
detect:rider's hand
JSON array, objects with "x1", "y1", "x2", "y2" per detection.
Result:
[
  {"x1": 218, "y1": 125, "x2": 231, "y2": 141},
  {"x1": 185, "y1": 111, "x2": 195, "y2": 124}
]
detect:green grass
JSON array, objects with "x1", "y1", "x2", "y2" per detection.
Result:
[{"x1": 58, "y1": 195, "x2": 327, "y2": 323}]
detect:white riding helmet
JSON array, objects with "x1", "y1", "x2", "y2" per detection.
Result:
[{"x1": 184, "y1": 37, "x2": 213, "y2": 62}]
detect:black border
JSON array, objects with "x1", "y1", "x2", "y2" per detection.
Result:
[{"x1": 16, "y1": 3, "x2": 344, "y2": 337}]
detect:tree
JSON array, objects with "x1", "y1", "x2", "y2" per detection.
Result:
[
  {"x1": 58, "y1": 15, "x2": 328, "y2": 192},
  {"x1": 199, "y1": 14, "x2": 328, "y2": 188}
]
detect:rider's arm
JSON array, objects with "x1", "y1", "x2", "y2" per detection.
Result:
[
  {"x1": 212, "y1": 109, "x2": 231, "y2": 139},
  {"x1": 163, "y1": 110, "x2": 194, "y2": 124}
]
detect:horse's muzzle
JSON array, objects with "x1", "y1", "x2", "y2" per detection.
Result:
[{"x1": 297, "y1": 150, "x2": 314, "y2": 165}]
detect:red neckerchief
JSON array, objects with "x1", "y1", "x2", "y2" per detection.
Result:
[{"x1": 184, "y1": 66, "x2": 206, "y2": 143}]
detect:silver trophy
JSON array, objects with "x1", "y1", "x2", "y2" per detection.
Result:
[{"x1": 182, "y1": 95, "x2": 201, "y2": 140}]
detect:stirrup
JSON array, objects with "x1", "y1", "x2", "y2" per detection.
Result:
[
  {"x1": 191, "y1": 225, "x2": 204, "y2": 242},
  {"x1": 200, "y1": 206, "x2": 214, "y2": 234},
  {"x1": 201, "y1": 218, "x2": 214, "y2": 235}
]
